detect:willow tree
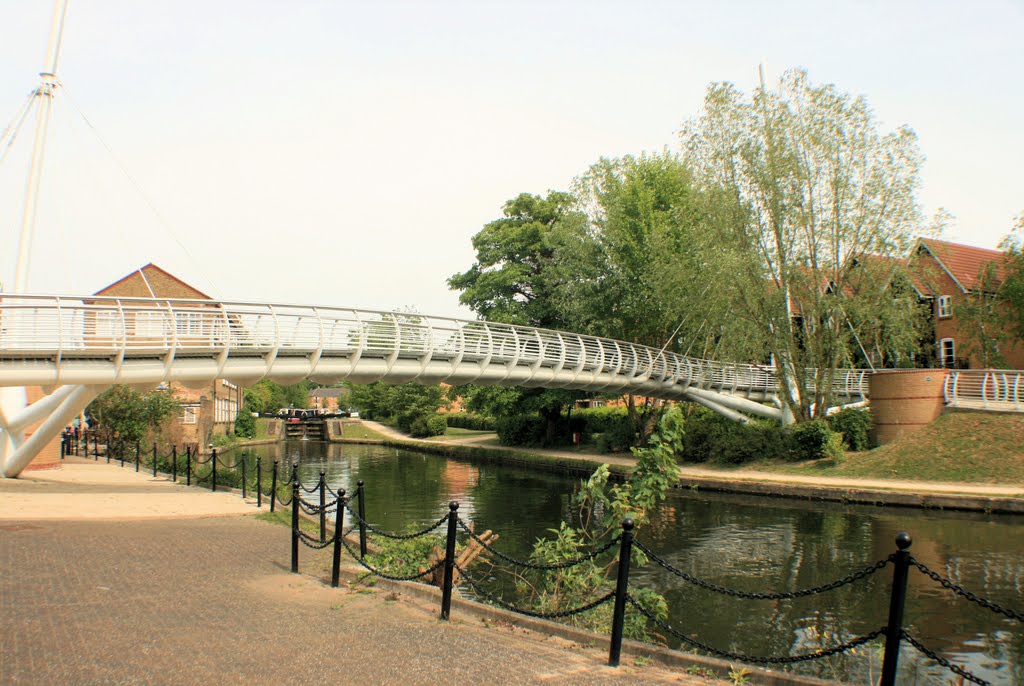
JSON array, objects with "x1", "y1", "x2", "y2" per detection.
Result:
[{"x1": 681, "y1": 69, "x2": 926, "y2": 421}]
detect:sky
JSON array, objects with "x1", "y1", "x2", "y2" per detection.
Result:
[{"x1": 1, "y1": 1, "x2": 1021, "y2": 319}]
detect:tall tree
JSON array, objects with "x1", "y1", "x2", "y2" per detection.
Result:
[{"x1": 681, "y1": 69, "x2": 926, "y2": 421}]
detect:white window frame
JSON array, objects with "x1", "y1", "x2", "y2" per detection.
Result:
[
  {"x1": 182, "y1": 405, "x2": 198, "y2": 425},
  {"x1": 939, "y1": 338, "x2": 955, "y2": 368},
  {"x1": 176, "y1": 311, "x2": 204, "y2": 338},
  {"x1": 938, "y1": 295, "x2": 952, "y2": 319}
]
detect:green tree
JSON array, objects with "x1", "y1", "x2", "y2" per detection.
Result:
[
  {"x1": 997, "y1": 213, "x2": 1024, "y2": 343},
  {"x1": 243, "y1": 379, "x2": 310, "y2": 414},
  {"x1": 347, "y1": 381, "x2": 447, "y2": 433},
  {"x1": 87, "y1": 385, "x2": 179, "y2": 448},
  {"x1": 234, "y1": 409, "x2": 257, "y2": 439},
  {"x1": 681, "y1": 69, "x2": 927, "y2": 421}
]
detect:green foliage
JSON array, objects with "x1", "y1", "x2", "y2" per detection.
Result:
[
  {"x1": 347, "y1": 382, "x2": 447, "y2": 428},
  {"x1": 441, "y1": 412, "x2": 495, "y2": 431},
  {"x1": 790, "y1": 420, "x2": 844, "y2": 461},
  {"x1": 87, "y1": 385, "x2": 179, "y2": 444},
  {"x1": 409, "y1": 413, "x2": 447, "y2": 438},
  {"x1": 571, "y1": 407, "x2": 637, "y2": 453},
  {"x1": 515, "y1": 408, "x2": 683, "y2": 639},
  {"x1": 682, "y1": 408, "x2": 789, "y2": 465},
  {"x1": 234, "y1": 410, "x2": 257, "y2": 439},
  {"x1": 366, "y1": 535, "x2": 444, "y2": 579},
  {"x1": 826, "y1": 407, "x2": 872, "y2": 451},
  {"x1": 243, "y1": 379, "x2": 311, "y2": 414},
  {"x1": 495, "y1": 414, "x2": 547, "y2": 447}
]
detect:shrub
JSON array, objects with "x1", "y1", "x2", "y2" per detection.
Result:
[
  {"x1": 441, "y1": 412, "x2": 496, "y2": 431},
  {"x1": 789, "y1": 420, "x2": 844, "y2": 461},
  {"x1": 234, "y1": 411, "x2": 256, "y2": 439},
  {"x1": 682, "y1": 408, "x2": 793, "y2": 464},
  {"x1": 496, "y1": 414, "x2": 547, "y2": 446},
  {"x1": 827, "y1": 407, "x2": 872, "y2": 451},
  {"x1": 409, "y1": 413, "x2": 447, "y2": 438}
]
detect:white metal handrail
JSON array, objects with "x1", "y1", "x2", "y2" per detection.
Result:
[
  {"x1": 945, "y1": 370, "x2": 1024, "y2": 411},
  {"x1": 0, "y1": 294, "x2": 870, "y2": 401}
]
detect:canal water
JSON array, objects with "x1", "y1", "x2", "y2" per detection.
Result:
[{"x1": 242, "y1": 440, "x2": 1023, "y2": 685}]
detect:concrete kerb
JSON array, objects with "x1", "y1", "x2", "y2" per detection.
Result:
[{"x1": 325, "y1": 563, "x2": 836, "y2": 686}]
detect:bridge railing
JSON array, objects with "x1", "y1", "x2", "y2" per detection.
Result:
[
  {"x1": 945, "y1": 370, "x2": 1024, "y2": 411},
  {"x1": 0, "y1": 294, "x2": 869, "y2": 399}
]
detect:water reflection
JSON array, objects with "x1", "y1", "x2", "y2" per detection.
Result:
[{"x1": 240, "y1": 441, "x2": 1022, "y2": 685}]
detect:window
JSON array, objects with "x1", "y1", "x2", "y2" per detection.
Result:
[
  {"x1": 940, "y1": 338, "x2": 955, "y2": 368},
  {"x1": 181, "y1": 405, "x2": 198, "y2": 425},
  {"x1": 938, "y1": 295, "x2": 952, "y2": 319}
]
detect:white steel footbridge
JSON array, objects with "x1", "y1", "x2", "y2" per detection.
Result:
[{"x1": 0, "y1": 294, "x2": 870, "y2": 477}]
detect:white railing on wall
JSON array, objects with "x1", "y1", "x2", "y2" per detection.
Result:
[
  {"x1": 945, "y1": 370, "x2": 1024, "y2": 411},
  {"x1": 0, "y1": 294, "x2": 870, "y2": 401}
]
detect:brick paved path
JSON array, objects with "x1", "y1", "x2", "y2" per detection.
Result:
[{"x1": 0, "y1": 515, "x2": 707, "y2": 685}]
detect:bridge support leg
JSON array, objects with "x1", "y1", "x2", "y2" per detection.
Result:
[{"x1": 1, "y1": 384, "x2": 105, "y2": 478}]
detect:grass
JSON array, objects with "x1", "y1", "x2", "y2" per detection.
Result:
[
  {"x1": 747, "y1": 412, "x2": 1024, "y2": 484},
  {"x1": 338, "y1": 421, "x2": 390, "y2": 441},
  {"x1": 424, "y1": 427, "x2": 495, "y2": 441}
]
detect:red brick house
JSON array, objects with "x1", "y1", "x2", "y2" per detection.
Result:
[
  {"x1": 910, "y1": 238, "x2": 1024, "y2": 370},
  {"x1": 92, "y1": 264, "x2": 243, "y2": 444}
]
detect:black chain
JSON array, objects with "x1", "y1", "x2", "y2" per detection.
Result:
[
  {"x1": 634, "y1": 541, "x2": 891, "y2": 600},
  {"x1": 457, "y1": 564, "x2": 615, "y2": 619},
  {"x1": 299, "y1": 477, "x2": 324, "y2": 494},
  {"x1": 192, "y1": 471, "x2": 212, "y2": 484},
  {"x1": 626, "y1": 595, "x2": 886, "y2": 665},
  {"x1": 295, "y1": 529, "x2": 335, "y2": 550},
  {"x1": 298, "y1": 496, "x2": 340, "y2": 515},
  {"x1": 337, "y1": 534, "x2": 444, "y2": 581},
  {"x1": 456, "y1": 516, "x2": 620, "y2": 570},
  {"x1": 192, "y1": 454, "x2": 214, "y2": 465},
  {"x1": 901, "y1": 631, "x2": 990, "y2": 685},
  {"x1": 910, "y1": 558, "x2": 1024, "y2": 623},
  {"x1": 276, "y1": 492, "x2": 294, "y2": 507},
  {"x1": 343, "y1": 502, "x2": 450, "y2": 539}
]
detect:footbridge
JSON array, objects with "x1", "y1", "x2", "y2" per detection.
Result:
[{"x1": 0, "y1": 295, "x2": 869, "y2": 477}]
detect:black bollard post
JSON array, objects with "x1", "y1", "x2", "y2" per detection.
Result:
[
  {"x1": 290, "y1": 479, "x2": 300, "y2": 574},
  {"x1": 254, "y1": 458, "x2": 263, "y2": 507},
  {"x1": 319, "y1": 470, "x2": 327, "y2": 543},
  {"x1": 152, "y1": 442, "x2": 158, "y2": 477},
  {"x1": 171, "y1": 446, "x2": 177, "y2": 482},
  {"x1": 241, "y1": 454, "x2": 248, "y2": 499},
  {"x1": 440, "y1": 501, "x2": 460, "y2": 620},
  {"x1": 60, "y1": 432, "x2": 66, "y2": 460},
  {"x1": 135, "y1": 440, "x2": 140, "y2": 472},
  {"x1": 357, "y1": 480, "x2": 367, "y2": 559},
  {"x1": 186, "y1": 445, "x2": 192, "y2": 487},
  {"x1": 608, "y1": 518, "x2": 635, "y2": 667},
  {"x1": 331, "y1": 488, "x2": 347, "y2": 588},
  {"x1": 93, "y1": 433, "x2": 99, "y2": 460},
  {"x1": 880, "y1": 533, "x2": 912, "y2": 686},
  {"x1": 270, "y1": 461, "x2": 279, "y2": 513},
  {"x1": 211, "y1": 448, "x2": 218, "y2": 492}
]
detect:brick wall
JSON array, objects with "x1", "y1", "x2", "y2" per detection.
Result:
[{"x1": 869, "y1": 369, "x2": 950, "y2": 445}]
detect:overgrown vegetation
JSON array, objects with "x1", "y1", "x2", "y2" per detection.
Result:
[{"x1": 86, "y1": 385, "x2": 179, "y2": 452}]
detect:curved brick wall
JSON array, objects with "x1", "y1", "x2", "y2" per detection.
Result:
[{"x1": 869, "y1": 369, "x2": 949, "y2": 446}]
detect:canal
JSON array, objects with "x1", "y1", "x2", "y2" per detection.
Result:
[{"x1": 242, "y1": 440, "x2": 1023, "y2": 685}]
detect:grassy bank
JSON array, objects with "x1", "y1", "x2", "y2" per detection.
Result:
[{"x1": 748, "y1": 412, "x2": 1024, "y2": 484}]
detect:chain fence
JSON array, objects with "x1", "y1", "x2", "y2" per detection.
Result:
[{"x1": 910, "y1": 557, "x2": 1024, "y2": 623}]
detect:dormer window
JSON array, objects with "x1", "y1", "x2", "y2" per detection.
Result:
[{"x1": 938, "y1": 295, "x2": 952, "y2": 319}]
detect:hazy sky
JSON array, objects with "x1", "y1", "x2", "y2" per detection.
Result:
[{"x1": 1, "y1": 1, "x2": 1021, "y2": 318}]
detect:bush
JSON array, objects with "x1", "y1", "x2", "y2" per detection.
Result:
[
  {"x1": 234, "y1": 411, "x2": 256, "y2": 439},
  {"x1": 827, "y1": 407, "x2": 872, "y2": 451},
  {"x1": 681, "y1": 408, "x2": 793, "y2": 464},
  {"x1": 409, "y1": 413, "x2": 447, "y2": 438},
  {"x1": 441, "y1": 412, "x2": 496, "y2": 431},
  {"x1": 789, "y1": 420, "x2": 844, "y2": 461},
  {"x1": 496, "y1": 414, "x2": 547, "y2": 447}
]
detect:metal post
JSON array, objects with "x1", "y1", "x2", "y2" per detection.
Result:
[
  {"x1": 256, "y1": 457, "x2": 263, "y2": 508},
  {"x1": 440, "y1": 501, "x2": 460, "y2": 620},
  {"x1": 319, "y1": 470, "x2": 326, "y2": 543},
  {"x1": 171, "y1": 446, "x2": 177, "y2": 482},
  {"x1": 331, "y1": 488, "x2": 346, "y2": 588},
  {"x1": 241, "y1": 454, "x2": 247, "y2": 499},
  {"x1": 880, "y1": 533, "x2": 912, "y2": 686},
  {"x1": 357, "y1": 480, "x2": 367, "y2": 559},
  {"x1": 93, "y1": 433, "x2": 98, "y2": 460},
  {"x1": 290, "y1": 479, "x2": 300, "y2": 574},
  {"x1": 60, "y1": 432, "x2": 66, "y2": 459},
  {"x1": 135, "y1": 440, "x2": 140, "y2": 472},
  {"x1": 186, "y1": 445, "x2": 191, "y2": 487},
  {"x1": 118, "y1": 438, "x2": 123, "y2": 466},
  {"x1": 211, "y1": 448, "x2": 218, "y2": 492},
  {"x1": 608, "y1": 518, "x2": 635, "y2": 667},
  {"x1": 152, "y1": 443, "x2": 158, "y2": 477},
  {"x1": 270, "y1": 460, "x2": 278, "y2": 513}
]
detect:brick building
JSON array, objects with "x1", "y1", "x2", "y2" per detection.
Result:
[{"x1": 92, "y1": 264, "x2": 242, "y2": 445}]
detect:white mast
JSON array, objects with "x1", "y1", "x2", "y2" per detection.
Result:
[{"x1": 12, "y1": 0, "x2": 70, "y2": 293}]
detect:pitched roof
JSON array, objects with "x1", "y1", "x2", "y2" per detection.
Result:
[
  {"x1": 915, "y1": 238, "x2": 1008, "y2": 293},
  {"x1": 93, "y1": 263, "x2": 214, "y2": 300}
]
